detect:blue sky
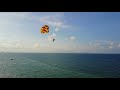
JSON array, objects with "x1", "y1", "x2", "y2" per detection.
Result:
[{"x1": 0, "y1": 12, "x2": 120, "y2": 53}]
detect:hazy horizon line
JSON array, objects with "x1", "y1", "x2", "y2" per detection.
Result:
[{"x1": 0, "y1": 51, "x2": 120, "y2": 54}]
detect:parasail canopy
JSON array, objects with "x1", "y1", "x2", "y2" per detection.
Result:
[{"x1": 40, "y1": 25, "x2": 49, "y2": 34}]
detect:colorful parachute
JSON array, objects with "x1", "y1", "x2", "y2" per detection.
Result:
[
  {"x1": 40, "y1": 25, "x2": 49, "y2": 34},
  {"x1": 40, "y1": 25, "x2": 56, "y2": 42}
]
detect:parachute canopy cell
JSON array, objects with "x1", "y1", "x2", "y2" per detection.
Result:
[{"x1": 40, "y1": 25, "x2": 49, "y2": 34}]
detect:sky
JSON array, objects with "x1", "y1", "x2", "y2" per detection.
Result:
[{"x1": 0, "y1": 12, "x2": 120, "y2": 53}]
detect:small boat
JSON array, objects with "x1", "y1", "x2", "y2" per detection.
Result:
[{"x1": 11, "y1": 59, "x2": 13, "y2": 60}]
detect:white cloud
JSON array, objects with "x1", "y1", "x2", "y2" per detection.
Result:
[
  {"x1": 69, "y1": 36, "x2": 76, "y2": 41},
  {"x1": 65, "y1": 36, "x2": 76, "y2": 42},
  {"x1": 88, "y1": 42, "x2": 92, "y2": 46},
  {"x1": 0, "y1": 12, "x2": 32, "y2": 22},
  {"x1": 52, "y1": 33, "x2": 56, "y2": 37},
  {"x1": 47, "y1": 45, "x2": 50, "y2": 48},
  {"x1": 0, "y1": 12, "x2": 69, "y2": 30},
  {"x1": 32, "y1": 13, "x2": 70, "y2": 33},
  {"x1": 88, "y1": 40, "x2": 120, "y2": 50},
  {"x1": 109, "y1": 41, "x2": 114, "y2": 45},
  {"x1": 117, "y1": 43, "x2": 120, "y2": 48},
  {"x1": 34, "y1": 43, "x2": 40, "y2": 48},
  {"x1": 108, "y1": 46, "x2": 113, "y2": 49},
  {"x1": 94, "y1": 42, "x2": 101, "y2": 47},
  {"x1": 36, "y1": 13, "x2": 70, "y2": 32},
  {"x1": 15, "y1": 43, "x2": 25, "y2": 49},
  {"x1": 0, "y1": 40, "x2": 25, "y2": 49},
  {"x1": 55, "y1": 27, "x2": 60, "y2": 32}
]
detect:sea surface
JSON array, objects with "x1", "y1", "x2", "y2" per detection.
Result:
[{"x1": 0, "y1": 52, "x2": 120, "y2": 78}]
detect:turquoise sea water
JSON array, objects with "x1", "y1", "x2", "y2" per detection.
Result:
[{"x1": 0, "y1": 53, "x2": 120, "y2": 78}]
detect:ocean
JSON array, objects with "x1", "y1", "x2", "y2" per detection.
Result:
[{"x1": 0, "y1": 52, "x2": 120, "y2": 78}]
